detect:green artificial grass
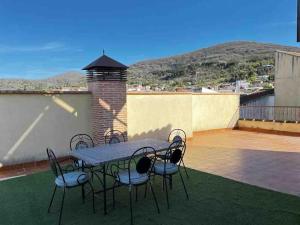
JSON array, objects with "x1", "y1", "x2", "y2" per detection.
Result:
[{"x1": 1, "y1": 168, "x2": 300, "y2": 225}]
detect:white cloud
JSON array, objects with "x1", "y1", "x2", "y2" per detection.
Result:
[{"x1": 0, "y1": 42, "x2": 67, "y2": 53}]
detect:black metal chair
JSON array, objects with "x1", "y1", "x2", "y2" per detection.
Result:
[
  {"x1": 70, "y1": 134, "x2": 103, "y2": 182},
  {"x1": 111, "y1": 147, "x2": 160, "y2": 225},
  {"x1": 70, "y1": 134, "x2": 94, "y2": 168},
  {"x1": 105, "y1": 130, "x2": 127, "y2": 168},
  {"x1": 104, "y1": 130, "x2": 126, "y2": 144},
  {"x1": 47, "y1": 148, "x2": 95, "y2": 225},
  {"x1": 154, "y1": 141, "x2": 189, "y2": 209},
  {"x1": 158, "y1": 129, "x2": 189, "y2": 178}
]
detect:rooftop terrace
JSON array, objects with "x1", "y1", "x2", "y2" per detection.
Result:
[{"x1": 1, "y1": 129, "x2": 300, "y2": 225}]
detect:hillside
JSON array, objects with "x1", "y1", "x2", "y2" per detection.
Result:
[
  {"x1": 0, "y1": 71, "x2": 86, "y2": 91},
  {"x1": 127, "y1": 41, "x2": 300, "y2": 89},
  {"x1": 1, "y1": 41, "x2": 300, "y2": 91}
]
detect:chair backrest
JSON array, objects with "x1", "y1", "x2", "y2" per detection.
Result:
[
  {"x1": 46, "y1": 148, "x2": 65, "y2": 183},
  {"x1": 168, "y1": 129, "x2": 186, "y2": 144},
  {"x1": 104, "y1": 130, "x2": 125, "y2": 144},
  {"x1": 163, "y1": 140, "x2": 186, "y2": 166},
  {"x1": 70, "y1": 134, "x2": 94, "y2": 151},
  {"x1": 127, "y1": 147, "x2": 156, "y2": 183}
]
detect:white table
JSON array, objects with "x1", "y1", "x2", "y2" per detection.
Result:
[{"x1": 71, "y1": 138, "x2": 170, "y2": 214}]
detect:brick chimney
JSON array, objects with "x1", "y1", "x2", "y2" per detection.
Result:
[{"x1": 83, "y1": 53, "x2": 128, "y2": 144}]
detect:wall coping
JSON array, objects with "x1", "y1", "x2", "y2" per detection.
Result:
[
  {"x1": 127, "y1": 91, "x2": 240, "y2": 96},
  {"x1": 276, "y1": 50, "x2": 300, "y2": 57},
  {"x1": 0, "y1": 90, "x2": 91, "y2": 95},
  {"x1": 0, "y1": 90, "x2": 240, "y2": 96}
]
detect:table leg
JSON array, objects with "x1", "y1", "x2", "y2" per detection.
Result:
[{"x1": 103, "y1": 164, "x2": 107, "y2": 215}]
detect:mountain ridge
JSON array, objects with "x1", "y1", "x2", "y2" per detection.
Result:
[{"x1": 1, "y1": 41, "x2": 300, "y2": 90}]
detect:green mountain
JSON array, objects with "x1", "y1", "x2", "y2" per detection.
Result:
[
  {"x1": 127, "y1": 41, "x2": 300, "y2": 89},
  {"x1": 1, "y1": 41, "x2": 300, "y2": 91},
  {"x1": 0, "y1": 71, "x2": 86, "y2": 91}
]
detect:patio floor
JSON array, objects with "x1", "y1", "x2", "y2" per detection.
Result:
[
  {"x1": 185, "y1": 129, "x2": 300, "y2": 196},
  {"x1": 1, "y1": 129, "x2": 300, "y2": 225}
]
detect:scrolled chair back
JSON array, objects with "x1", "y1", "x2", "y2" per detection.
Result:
[
  {"x1": 70, "y1": 134, "x2": 94, "y2": 151},
  {"x1": 104, "y1": 130, "x2": 125, "y2": 144},
  {"x1": 165, "y1": 140, "x2": 186, "y2": 165},
  {"x1": 46, "y1": 148, "x2": 65, "y2": 182},
  {"x1": 127, "y1": 147, "x2": 156, "y2": 183},
  {"x1": 168, "y1": 129, "x2": 186, "y2": 144}
]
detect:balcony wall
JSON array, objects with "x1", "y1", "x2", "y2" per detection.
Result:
[
  {"x1": 0, "y1": 92, "x2": 92, "y2": 166},
  {"x1": 127, "y1": 92, "x2": 240, "y2": 139},
  {"x1": 0, "y1": 91, "x2": 239, "y2": 166}
]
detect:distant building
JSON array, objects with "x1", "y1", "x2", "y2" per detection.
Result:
[{"x1": 275, "y1": 51, "x2": 300, "y2": 106}]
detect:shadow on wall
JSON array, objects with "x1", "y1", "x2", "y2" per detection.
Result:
[
  {"x1": 128, "y1": 124, "x2": 173, "y2": 141},
  {"x1": 0, "y1": 94, "x2": 91, "y2": 166},
  {"x1": 227, "y1": 107, "x2": 240, "y2": 129}
]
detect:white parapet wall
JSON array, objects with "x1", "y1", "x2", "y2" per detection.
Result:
[
  {"x1": 0, "y1": 92, "x2": 92, "y2": 167},
  {"x1": 127, "y1": 92, "x2": 240, "y2": 140},
  {"x1": 0, "y1": 91, "x2": 240, "y2": 166}
]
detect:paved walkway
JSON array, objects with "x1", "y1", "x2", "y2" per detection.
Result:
[{"x1": 185, "y1": 130, "x2": 300, "y2": 196}]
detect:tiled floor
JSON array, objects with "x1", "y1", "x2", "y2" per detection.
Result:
[
  {"x1": 2, "y1": 129, "x2": 300, "y2": 196},
  {"x1": 185, "y1": 130, "x2": 300, "y2": 196}
]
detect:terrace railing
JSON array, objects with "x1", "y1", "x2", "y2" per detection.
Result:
[{"x1": 239, "y1": 106, "x2": 300, "y2": 122}]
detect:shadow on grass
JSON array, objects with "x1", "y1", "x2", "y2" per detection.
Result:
[{"x1": 1, "y1": 168, "x2": 300, "y2": 225}]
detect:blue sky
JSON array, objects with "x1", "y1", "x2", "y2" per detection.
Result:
[{"x1": 0, "y1": 0, "x2": 297, "y2": 79}]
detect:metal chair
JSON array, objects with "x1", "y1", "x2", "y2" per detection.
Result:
[
  {"x1": 105, "y1": 130, "x2": 127, "y2": 168},
  {"x1": 46, "y1": 148, "x2": 95, "y2": 225},
  {"x1": 104, "y1": 130, "x2": 126, "y2": 144},
  {"x1": 158, "y1": 129, "x2": 189, "y2": 178},
  {"x1": 70, "y1": 134, "x2": 103, "y2": 183},
  {"x1": 111, "y1": 147, "x2": 160, "y2": 225},
  {"x1": 154, "y1": 141, "x2": 189, "y2": 209},
  {"x1": 70, "y1": 134, "x2": 94, "y2": 168}
]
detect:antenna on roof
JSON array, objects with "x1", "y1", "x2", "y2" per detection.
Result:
[{"x1": 103, "y1": 49, "x2": 105, "y2": 55}]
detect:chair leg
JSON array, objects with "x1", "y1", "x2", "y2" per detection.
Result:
[
  {"x1": 112, "y1": 181, "x2": 117, "y2": 208},
  {"x1": 181, "y1": 160, "x2": 189, "y2": 178},
  {"x1": 149, "y1": 181, "x2": 160, "y2": 214},
  {"x1": 178, "y1": 168, "x2": 189, "y2": 200},
  {"x1": 81, "y1": 185, "x2": 85, "y2": 203},
  {"x1": 91, "y1": 170, "x2": 94, "y2": 182},
  {"x1": 169, "y1": 175, "x2": 173, "y2": 190},
  {"x1": 48, "y1": 185, "x2": 57, "y2": 213},
  {"x1": 129, "y1": 185, "x2": 133, "y2": 225},
  {"x1": 135, "y1": 186, "x2": 138, "y2": 202},
  {"x1": 87, "y1": 182, "x2": 95, "y2": 213},
  {"x1": 144, "y1": 183, "x2": 148, "y2": 198},
  {"x1": 163, "y1": 176, "x2": 170, "y2": 209},
  {"x1": 58, "y1": 187, "x2": 66, "y2": 225}
]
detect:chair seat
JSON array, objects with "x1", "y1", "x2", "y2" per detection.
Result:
[
  {"x1": 55, "y1": 171, "x2": 89, "y2": 187},
  {"x1": 117, "y1": 170, "x2": 149, "y2": 185},
  {"x1": 154, "y1": 162, "x2": 178, "y2": 175}
]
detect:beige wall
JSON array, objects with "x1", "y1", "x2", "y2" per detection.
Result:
[
  {"x1": 0, "y1": 92, "x2": 240, "y2": 166},
  {"x1": 192, "y1": 94, "x2": 240, "y2": 131},
  {"x1": 127, "y1": 93, "x2": 240, "y2": 140},
  {"x1": 238, "y1": 120, "x2": 300, "y2": 134},
  {"x1": 0, "y1": 93, "x2": 92, "y2": 166},
  {"x1": 275, "y1": 51, "x2": 300, "y2": 106},
  {"x1": 127, "y1": 93, "x2": 193, "y2": 140}
]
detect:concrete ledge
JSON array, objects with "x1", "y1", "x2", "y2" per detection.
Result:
[
  {"x1": 0, "y1": 90, "x2": 91, "y2": 95},
  {"x1": 238, "y1": 120, "x2": 300, "y2": 136},
  {"x1": 127, "y1": 91, "x2": 239, "y2": 96}
]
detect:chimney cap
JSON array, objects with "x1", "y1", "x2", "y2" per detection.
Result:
[{"x1": 82, "y1": 54, "x2": 128, "y2": 70}]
